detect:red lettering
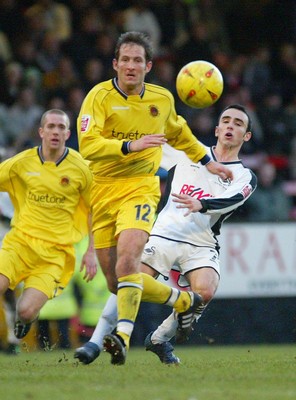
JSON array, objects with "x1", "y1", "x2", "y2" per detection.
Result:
[
  {"x1": 258, "y1": 232, "x2": 286, "y2": 272},
  {"x1": 179, "y1": 184, "x2": 194, "y2": 195},
  {"x1": 226, "y1": 230, "x2": 249, "y2": 273}
]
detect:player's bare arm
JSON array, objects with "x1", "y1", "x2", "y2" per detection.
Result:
[
  {"x1": 80, "y1": 214, "x2": 97, "y2": 282},
  {"x1": 206, "y1": 160, "x2": 233, "y2": 181},
  {"x1": 80, "y1": 245, "x2": 98, "y2": 282},
  {"x1": 172, "y1": 193, "x2": 203, "y2": 217},
  {"x1": 129, "y1": 134, "x2": 167, "y2": 152}
]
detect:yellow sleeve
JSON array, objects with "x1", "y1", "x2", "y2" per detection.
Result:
[
  {"x1": 77, "y1": 86, "x2": 125, "y2": 162},
  {"x1": 164, "y1": 93, "x2": 207, "y2": 163}
]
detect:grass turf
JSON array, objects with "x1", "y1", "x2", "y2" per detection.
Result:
[{"x1": 0, "y1": 344, "x2": 295, "y2": 400}]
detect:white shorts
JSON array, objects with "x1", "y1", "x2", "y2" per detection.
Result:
[{"x1": 141, "y1": 235, "x2": 220, "y2": 287}]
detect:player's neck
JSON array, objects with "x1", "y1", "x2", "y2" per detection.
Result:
[
  {"x1": 41, "y1": 146, "x2": 67, "y2": 163},
  {"x1": 212, "y1": 145, "x2": 239, "y2": 162},
  {"x1": 117, "y1": 78, "x2": 144, "y2": 96}
]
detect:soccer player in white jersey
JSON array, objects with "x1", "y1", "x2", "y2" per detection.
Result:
[
  {"x1": 0, "y1": 109, "x2": 97, "y2": 340},
  {"x1": 74, "y1": 104, "x2": 257, "y2": 365}
]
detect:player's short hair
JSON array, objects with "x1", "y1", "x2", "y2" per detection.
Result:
[
  {"x1": 220, "y1": 104, "x2": 252, "y2": 132},
  {"x1": 114, "y1": 31, "x2": 153, "y2": 62},
  {"x1": 40, "y1": 109, "x2": 70, "y2": 129}
]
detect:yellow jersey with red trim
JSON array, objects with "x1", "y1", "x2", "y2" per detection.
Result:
[
  {"x1": 77, "y1": 78, "x2": 207, "y2": 178},
  {"x1": 0, "y1": 146, "x2": 92, "y2": 244}
]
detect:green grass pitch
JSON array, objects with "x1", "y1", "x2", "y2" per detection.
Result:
[{"x1": 0, "y1": 344, "x2": 295, "y2": 400}]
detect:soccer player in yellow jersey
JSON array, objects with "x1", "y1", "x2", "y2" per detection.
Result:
[
  {"x1": 0, "y1": 109, "x2": 97, "y2": 340},
  {"x1": 77, "y1": 31, "x2": 232, "y2": 365}
]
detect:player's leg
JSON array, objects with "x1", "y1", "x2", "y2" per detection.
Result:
[
  {"x1": 147, "y1": 267, "x2": 219, "y2": 355},
  {"x1": 14, "y1": 287, "x2": 48, "y2": 339},
  {"x1": 74, "y1": 264, "x2": 157, "y2": 364},
  {"x1": 106, "y1": 228, "x2": 147, "y2": 355},
  {"x1": 74, "y1": 293, "x2": 118, "y2": 364}
]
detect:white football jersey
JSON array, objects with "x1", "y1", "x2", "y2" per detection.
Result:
[{"x1": 152, "y1": 146, "x2": 257, "y2": 249}]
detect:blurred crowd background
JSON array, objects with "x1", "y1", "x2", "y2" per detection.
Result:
[
  {"x1": 1, "y1": 0, "x2": 296, "y2": 352},
  {"x1": 1, "y1": 0, "x2": 296, "y2": 221}
]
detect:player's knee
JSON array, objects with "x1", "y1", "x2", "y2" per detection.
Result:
[
  {"x1": 106, "y1": 279, "x2": 117, "y2": 294},
  {"x1": 193, "y1": 287, "x2": 215, "y2": 304},
  {"x1": 17, "y1": 303, "x2": 38, "y2": 323}
]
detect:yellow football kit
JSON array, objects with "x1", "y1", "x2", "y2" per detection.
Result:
[
  {"x1": 0, "y1": 146, "x2": 93, "y2": 298},
  {"x1": 78, "y1": 78, "x2": 208, "y2": 247}
]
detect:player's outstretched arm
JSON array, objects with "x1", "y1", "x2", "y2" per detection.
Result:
[
  {"x1": 172, "y1": 193, "x2": 203, "y2": 217},
  {"x1": 206, "y1": 160, "x2": 233, "y2": 181}
]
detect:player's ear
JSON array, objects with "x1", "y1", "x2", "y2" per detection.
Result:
[
  {"x1": 65, "y1": 129, "x2": 71, "y2": 140},
  {"x1": 112, "y1": 58, "x2": 118, "y2": 72},
  {"x1": 38, "y1": 127, "x2": 43, "y2": 139},
  {"x1": 146, "y1": 60, "x2": 153, "y2": 73},
  {"x1": 214, "y1": 126, "x2": 219, "y2": 137},
  {"x1": 243, "y1": 131, "x2": 252, "y2": 142}
]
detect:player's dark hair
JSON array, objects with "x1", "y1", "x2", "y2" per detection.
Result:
[
  {"x1": 220, "y1": 104, "x2": 252, "y2": 132},
  {"x1": 114, "y1": 31, "x2": 153, "y2": 62}
]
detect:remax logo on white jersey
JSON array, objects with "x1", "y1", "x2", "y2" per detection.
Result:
[{"x1": 179, "y1": 184, "x2": 212, "y2": 199}]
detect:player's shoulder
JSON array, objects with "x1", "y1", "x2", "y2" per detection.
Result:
[
  {"x1": 144, "y1": 82, "x2": 174, "y2": 99},
  {"x1": 3, "y1": 147, "x2": 38, "y2": 165},
  {"x1": 67, "y1": 148, "x2": 89, "y2": 166},
  {"x1": 88, "y1": 79, "x2": 114, "y2": 95}
]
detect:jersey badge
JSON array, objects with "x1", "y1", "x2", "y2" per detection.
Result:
[
  {"x1": 81, "y1": 114, "x2": 91, "y2": 133},
  {"x1": 241, "y1": 183, "x2": 252, "y2": 198},
  {"x1": 60, "y1": 176, "x2": 70, "y2": 186},
  {"x1": 149, "y1": 105, "x2": 159, "y2": 117}
]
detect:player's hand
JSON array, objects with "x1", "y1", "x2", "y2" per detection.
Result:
[
  {"x1": 80, "y1": 248, "x2": 98, "y2": 282},
  {"x1": 206, "y1": 161, "x2": 233, "y2": 181},
  {"x1": 129, "y1": 134, "x2": 167, "y2": 152},
  {"x1": 172, "y1": 193, "x2": 202, "y2": 216}
]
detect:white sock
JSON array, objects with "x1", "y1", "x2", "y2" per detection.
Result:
[
  {"x1": 151, "y1": 312, "x2": 178, "y2": 344},
  {"x1": 89, "y1": 293, "x2": 117, "y2": 350},
  {"x1": 151, "y1": 305, "x2": 206, "y2": 344}
]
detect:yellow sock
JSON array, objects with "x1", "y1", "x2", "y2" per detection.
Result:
[
  {"x1": 117, "y1": 273, "x2": 143, "y2": 349},
  {"x1": 141, "y1": 273, "x2": 191, "y2": 313}
]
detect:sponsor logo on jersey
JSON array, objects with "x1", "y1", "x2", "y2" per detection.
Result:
[
  {"x1": 112, "y1": 106, "x2": 129, "y2": 110},
  {"x1": 179, "y1": 184, "x2": 212, "y2": 199},
  {"x1": 112, "y1": 129, "x2": 147, "y2": 140},
  {"x1": 81, "y1": 115, "x2": 91, "y2": 133},
  {"x1": 26, "y1": 172, "x2": 41, "y2": 176},
  {"x1": 241, "y1": 183, "x2": 252, "y2": 198},
  {"x1": 27, "y1": 191, "x2": 66, "y2": 207},
  {"x1": 149, "y1": 105, "x2": 159, "y2": 117}
]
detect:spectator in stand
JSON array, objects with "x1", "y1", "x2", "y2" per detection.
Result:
[
  {"x1": 7, "y1": 86, "x2": 44, "y2": 149},
  {"x1": 82, "y1": 58, "x2": 105, "y2": 93},
  {"x1": 120, "y1": 0, "x2": 162, "y2": 56},
  {"x1": 257, "y1": 90, "x2": 290, "y2": 157},
  {"x1": 245, "y1": 161, "x2": 292, "y2": 222},
  {"x1": 24, "y1": 0, "x2": 72, "y2": 42},
  {"x1": 0, "y1": 62, "x2": 24, "y2": 107},
  {"x1": 43, "y1": 56, "x2": 80, "y2": 100},
  {"x1": 62, "y1": 6, "x2": 105, "y2": 75},
  {"x1": 242, "y1": 45, "x2": 273, "y2": 106}
]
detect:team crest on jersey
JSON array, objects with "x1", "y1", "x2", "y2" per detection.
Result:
[
  {"x1": 218, "y1": 177, "x2": 232, "y2": 186},
  {"x1": 60, "y1": 176, "x2": 70, "y2": 186},
  {"x1": 81, "y1": 114, "x2": 91, "y2": 132},
  {"x1": 241, "y1": 183, "x2": 252, "y2": 198},
  {"x1": 149, "y1": 105, "x2": 159, "y2": 117},
  {"x1": 143, "y1": 246, "x2": 156, "y2": 256}
]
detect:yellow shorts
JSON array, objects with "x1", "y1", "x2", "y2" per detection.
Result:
[
  {"x1": 91, "y1": 175, "x2": 160, "y2": 248},
  {"x1": 0, "y1": 228, "x2": 75, "y2": 299}
]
